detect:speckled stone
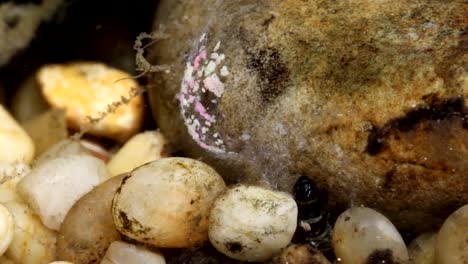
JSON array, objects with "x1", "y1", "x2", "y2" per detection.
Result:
[{"x1": 148, "y1": 0, "x2": 467, "y2": 233}]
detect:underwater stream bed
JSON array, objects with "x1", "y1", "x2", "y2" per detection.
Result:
[{"x1": 0, "y1": 0, "x2": 466, "y2": 263}]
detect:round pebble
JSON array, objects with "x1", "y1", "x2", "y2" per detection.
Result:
[
  {"x1": 332, "y1": 207, "x2": 409, "y2": 264},
  {"x1": 107, "y1": 130, "x2": 168, "y2": 176},
  {"x1": 435, "y1": 204, "x2": 468, "y2": 264},
  {"x1": 100, "y1": 241, "x2": 166, "y2": 264},
  {"x1": 18, "y1": 154, "x2": 109, "y2": 230},
  {"x1": 0, "y1": 203, "x2": 14, "y2": 256},
  {"x1": 208, "y1": 185, "x2": 298, "y2": 262},
  {"x1": 0, "y1": 105, "x2": 35, "y2": 164},
  {"x1": 408, "y1": 232, "x2": 437, "y2": 264},
  {"x1": 279, "y1": 244, "x2": 331, "y2": 264},
  {"x1": 56, "y1": 174, "x2": 125, "y2": 263},
  {"x1": 112, "y1": 157, "x2": 226, "y2": 248}
]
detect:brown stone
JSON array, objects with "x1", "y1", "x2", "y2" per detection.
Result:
[{"x1": 147, "y1": 0, "x2": 467, "y2": 232}]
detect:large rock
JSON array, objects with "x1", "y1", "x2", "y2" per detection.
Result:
[{"x1": 147, "y1": 0, "x2": 467, "y2": 233}]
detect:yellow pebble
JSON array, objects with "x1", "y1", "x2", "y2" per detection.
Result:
[
  {"x1": 107, "y1": 130, "x2": 168, "y2": 176},
  {"x1": 37, "y1": 62, "x2": 143, "y2": 141}
]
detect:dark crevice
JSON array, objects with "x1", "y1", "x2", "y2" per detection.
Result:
[
  {"x1": 366, "y1": 249, "x2": 399, "y2": 264},
  {"x1": 245, "y1": 47, "x2": 290, "y2": 104},
  {"x1": 224, "y1": 241, "x2": 243, "y2": 253},
  {"x1": 366, "y1": 96, "x2": 467, "y2": 155},
  {"x1": 4, "y1": 15, "x2": 20, "y2": 29}
]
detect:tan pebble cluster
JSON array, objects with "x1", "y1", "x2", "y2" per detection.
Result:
[{"x1": 0, "y1": 59, "x2": 466, "y2": 263}]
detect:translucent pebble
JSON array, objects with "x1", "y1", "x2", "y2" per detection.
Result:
[
  {"x1": 100, "y1": 241, "x2": 166, "y2": 264},
  {"x1": 18, "y1": 154, "x2": 109, "y2": 230},
  {"x1": 208, "y1": 185, "x2": 298, "y2": 262},
  {"x1": 408, "y1": 232, "x2": 436, "y2": 264},
  {"x1": 332, "y1": 207, "x2": 409, "y2": 264},
  {"x1": 435, "y1": 204, "x2": 468, "y2": 264}
]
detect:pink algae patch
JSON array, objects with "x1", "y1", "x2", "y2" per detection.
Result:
[
  {"x1": 178, "y1": 38, "x2": 230, "y2": 153},
  {"x1": 204, "y1": 75, "x2": 225, "y2": 98}
]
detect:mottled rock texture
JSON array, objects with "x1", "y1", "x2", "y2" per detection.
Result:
[
  {"x1": 0, "y1": 0, "x2": 63, "y2": 66},
  {"x1": 148, "y1": 0, "x2": 467, "y2": 233}
]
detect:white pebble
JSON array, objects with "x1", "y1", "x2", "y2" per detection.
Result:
[
  {"x1": 0, "y1": 105, "x2": 35, "y2": 164},
  {"x1": 0, "y1": 203, "x2": 14, "y2": 255},
  {"x1": 112, "y1": 158, "x2": 226, "y2": 248},
  {"x1": 33, "y1": 138, "x2": 89, "y2": 167},
  {"x1": 408, "y1": 232, "x2": 437, "y2": 264},
  {"x1": 107, "y1": 130, "x2": 168, "y2": 176},
  {"x1": 208, "y1": 185, "x2": 298, "y2": 262},
  {"x1": 100, "y1": 241, "x2": 166, "y2": 264},
  {"x1": 332, "y1": 207, "x2": 409, "y2": 264},
  {"x1": 4, "y1": 201, "x2": 56, "y2": 264},
  {"x1": 435, "y1": 204, "x2": 468, "y2": 264},
  {"x1": 18, "y1": 154, "x2": 109, "y2": 230}
]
